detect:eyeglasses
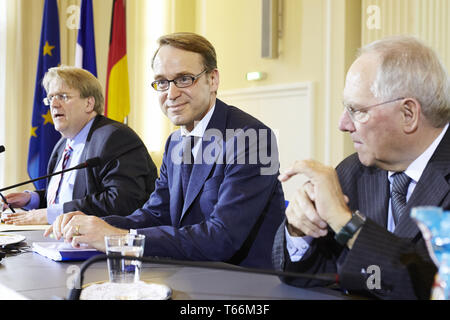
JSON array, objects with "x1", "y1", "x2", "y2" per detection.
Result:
[
  {"x1": 344, "y1": 97, "x2": 405, "y2": 123},
  {"x1": 43, "y1": 93, "x2": 75, "y2": 106},
  {"x1": 151, "y1": 69, "x2": 208, "y2": 91}
]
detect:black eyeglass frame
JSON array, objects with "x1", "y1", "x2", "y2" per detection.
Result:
[{"x1": 151, "y1": 69, "x2": 209, "y2": 91}]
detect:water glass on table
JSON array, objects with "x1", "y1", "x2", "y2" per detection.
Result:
[{"x1": 104, "y1": 234, "x2": 145, "y2": 283}]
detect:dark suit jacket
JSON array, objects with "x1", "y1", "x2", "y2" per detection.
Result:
[
  {"x1": 37, "y1": 115, "x2": 158, "y2": 217},
  {"x1": 104, "y1": 99, "x2": 285, "y2": 269},
  {"x1": 272, "y1": 126, "x2": 450, "y2": 299}
]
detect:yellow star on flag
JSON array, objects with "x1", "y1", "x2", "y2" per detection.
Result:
[
  {"x1": 30, "y1": 126, "x2": 38, "y2": 138},
  {"x1": 43, "y1": 41, "x2": 55, "y2": 56},
  {"x1": 42, "y1": 109, "x2": 54, "y2": 125}
]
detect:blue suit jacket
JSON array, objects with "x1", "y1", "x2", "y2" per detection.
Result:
[{"x1": 104, "y1": 99, "x2": 285, "y2": 268}]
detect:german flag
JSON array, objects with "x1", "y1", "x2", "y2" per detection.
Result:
[{"x1": 105, "y1": 0, "x2": 130, "y2": 123}]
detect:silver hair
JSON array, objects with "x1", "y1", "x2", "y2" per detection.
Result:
[{"x1": 359, "y1": 35, "x2": 450, "y2": 127}]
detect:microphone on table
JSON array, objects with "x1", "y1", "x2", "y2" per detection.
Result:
[
  {"x1": 0, "y1": 157, "x2": 101, "y2": 194},
  {"x1": 67, "y1": 254, "x2": 339, "y2": 300}
]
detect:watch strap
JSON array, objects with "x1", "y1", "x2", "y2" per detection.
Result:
[{"x1": 334, "y1": 210, "x2": 366, "y2": 246}]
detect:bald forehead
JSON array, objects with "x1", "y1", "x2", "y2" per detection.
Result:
[{"x1": 343, "y1": 53, "x2": 382, "y2": 102}]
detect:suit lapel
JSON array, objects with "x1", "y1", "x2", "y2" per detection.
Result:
[
  {"x1": 181, "y1": 138, "x2": 221, "y2": 217},
  {"x1": 169, "y1": 135, "x2": 185, "y2": 226},
  {"x1": 395, "y1": 167, "x2": 450, "y2": 238},
  {"x1": 48, "y1": 139, "x2": 66, "y2": 173},
  {"x1": 167, "y1": 130, "x2": 216, "y2": 226},
  {"x1": 395, "y1": 128, "x2": 450, "y2": 238},
  {"x1": 72, "y1": 116, "x2": 101, "y2": 200},
  {"x1": 46, "y1": 138, "x2": 66, "y2": 195},
  {"x1": 179, "y1": 100, "x2": 228, "y2": 223},
  {"x1": 358, "y1": 168, "x2": 390, "y2": 228},
  {"x1": 72, "y1": 149, "x2": 88, "y2": 200}
]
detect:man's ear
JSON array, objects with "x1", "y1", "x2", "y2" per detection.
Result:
[
  {"x1": 85, "y1": 96, "x2": 95, "y2": 113},
  {"x1": 208, "y1": 69, "x2": 220, "y2": 93},
  {"x1": 402, "y1": 98, "x2": 420, "y2": 134}
]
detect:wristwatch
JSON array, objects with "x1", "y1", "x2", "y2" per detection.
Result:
[{"x1": 334, "y1": 210, "x2": 366, "y2": 246}]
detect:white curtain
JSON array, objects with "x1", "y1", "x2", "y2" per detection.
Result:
[{"x1": 0, "y1": 0, "x2": 6, "y2": 186}]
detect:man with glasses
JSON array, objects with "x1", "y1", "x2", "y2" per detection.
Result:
[
  {"x1": 2, "y1": 66, "x2": 158, "y2": 225},
  {"x1": 45, "y1": 32, "x2": 284, "y2": 269},
  {"x1": 273, "y1": 35, "x2": 450, "y2": 299}
]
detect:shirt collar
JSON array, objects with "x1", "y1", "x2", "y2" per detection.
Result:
[
  {"x1": 389, "y1": 123, "x2": 449, "y2": 182},
  {"x1": 66, "y1": 117, "x2": 96, "y2": 148},
  {"x1": 180, "y1": 103, "x2": 216, "y2": 138}
]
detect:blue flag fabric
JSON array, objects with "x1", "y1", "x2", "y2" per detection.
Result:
[
  {"x1": 27, "y1": 0, "x2": 61, "y2": 189},
  {"x1": 75, "y1": 0, "x2": 97, "y2": 76}
]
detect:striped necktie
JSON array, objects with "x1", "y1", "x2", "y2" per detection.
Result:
[
  {"x1": 47, "y1": 144, "x2": 73, "y2": 205},
  {"x1": 391, "y1": 172, "x2": 411, "y2": 226}
]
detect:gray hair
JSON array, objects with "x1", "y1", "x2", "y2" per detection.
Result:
[{"x1": 359, "y1": 35, "x2": 450, "y2": 127}]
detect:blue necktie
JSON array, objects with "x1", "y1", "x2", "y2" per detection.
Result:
[
  {"x1": 391, "y1": 172, "x2": 411, "y2": 225},
  {"x1": 181, "y1": 136, "x2": 195, "y2": 198}
]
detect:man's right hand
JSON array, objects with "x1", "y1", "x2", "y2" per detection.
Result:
[
  {"x1": 1, "y1": 192, "x2": 31, "y2": 210},
  {"x1": 285, "y1": 182, "x2": 329, "y2": 238},
  {"x1": 280, "y1": 160, "x2": 352, "y2": 238}
]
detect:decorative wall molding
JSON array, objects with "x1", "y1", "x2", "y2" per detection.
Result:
[
  {"x1": 362, "y1": 0, "x2": 449, "y2": 69},
  {"x1": 218, "y1": 81, "x2": 314, "y2": 200}
]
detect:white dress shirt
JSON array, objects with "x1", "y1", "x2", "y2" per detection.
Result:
[
  {"x1": 24, "y1": 118, "x2": 95, "y2": 224},
  {"x1": 130, "y1": 103, "x2": 216, "y2": 235},
  {"x1": 180, "y1": 103, "x2": 216, "y2": 161}
]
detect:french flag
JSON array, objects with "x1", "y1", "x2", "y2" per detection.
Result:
[{"x1": 75, "y1": 0, "x2": 97, "y2": 77}]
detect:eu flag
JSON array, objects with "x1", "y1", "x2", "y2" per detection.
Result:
[
  {"x1": 27, "y1": 0, "x2": 61, "y2": 189},
  {"x1": 75, "y1": 0, "x2": 97, "y2": 76}
]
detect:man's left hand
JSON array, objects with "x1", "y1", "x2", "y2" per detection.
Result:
[
  {"x1": 279, "y1": 159, "x2": 352, "y2": 233},
  {"x1": 2, "y1": 209, "x2": 48, "y2": 225},
  {"x1": 52, "y1": 214, "x2": 129, "y2": 252}
]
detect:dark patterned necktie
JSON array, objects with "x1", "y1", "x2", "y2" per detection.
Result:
[
  {"x1": 391, "y1": 172, "x2": 411, "y2": 225},
  {"x1": 180, "y1": 136, "x2": 195, "y2": 198},
  {"x1": 47, "y1": 144, "x2": 73, "y2": 205}
]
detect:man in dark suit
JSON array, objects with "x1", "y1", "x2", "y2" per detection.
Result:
[
  {"x1": 3, "y1": 66, "x2": 157, "y2": 225},
  {"x1": 272, "y1": 35, "x2": 450, "y2": 299},
  {"x1": 45, "y1": 33, "x2": 284, "y2": 269}
]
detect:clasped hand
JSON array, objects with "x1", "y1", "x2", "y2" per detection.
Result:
[{"x1": 278, "y1": 159, "x2": 352, "y2": 238}]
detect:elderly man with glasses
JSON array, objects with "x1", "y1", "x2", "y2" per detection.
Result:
[
  {"x1": 45, "y1": 32, "x2": 284, "y2": 269},
  {"x1": 2, "y1": 66, "x2": 158, "y2": 225},
  {"x1": 272, "y1": 35, "x2": 450, "y2": 299}
]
